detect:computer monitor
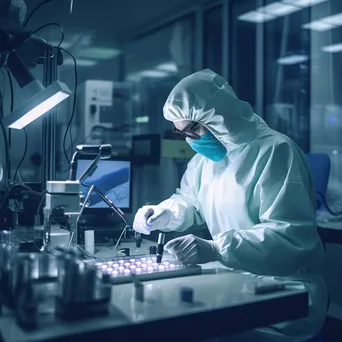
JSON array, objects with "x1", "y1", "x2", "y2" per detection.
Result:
[{"x1": 76, "y1": 156, "x2": 132, "y2": 213}]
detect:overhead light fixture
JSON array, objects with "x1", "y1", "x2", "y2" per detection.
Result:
[
  {"x1": 139, "y1": 70, "x2": 168, "y2": 78},
  {"x1": 126, "y1": 74, "x2": 141, "y2": 83},
  {"x1": 302, "y1": 20, "x2": 335, "y2": 31},
  {"x1": 322, "y1": 43, "x2": 342, "y2": 53},
  {"x1": 260, "y1": 2, "x2": 300, "y2": 16},
  {"x1": 3, "y1": 52, "x2": 71, "y2": 129},
  {"x1": 63, "y1": 58, "x2": 97, "y2": 67},
  {"x1": 283, "y1": 0, "x2": 328, "y2": 7},
  {"x1": 238, "y1": 11, "x2": 275, "y2": 23},
  {"x1": 78, "y1": 47, "x2": 121, "y2": 60},
  {"x1": 303, "y1": 12, "x2": 342, "y2": 32},
  {"x1": 157, "y1": 62, "x2": 178, "y2": 72},
  {"x1": 321, "y1": 13, "x2": 342, "y2": 26},
  {"x1": 135, "y1": 116, "x2": 149, "y2": 124},
  {"x1": 277, "y1": 54, "x2": 308, "y2": 65}
]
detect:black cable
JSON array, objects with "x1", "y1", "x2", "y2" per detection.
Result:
[
  {"x1": 6, "y1": 70, "x2": 13, "y2": 112},
  {"x1": 59, "y1": 47, "x2": 77, "y2": 164},
  {"x1": 0, "y1": 72, "x2": 11, "y2": 211},
  {"x1": 0, "y1": 70, "x2": 7, "y2": 102},
  {"x1": 316, "y1": 191, "x2": 342, "y2": 216},
  {"x1": 6, "y1": 70, "x2": 28, "y2": 210},
  {"x1": 32, "y1": 22, "x2": 64, "y2": 47},
  {"x1": 13, "y1": 128, "x2": 28, "y2": 183},
  {"x1": 10, "y1": 80, "x2": 28, "y2": 211},
  {"x1": 0, "y1": 98, "x2": 10, "y2": 212},
  {"x1": 24, "y1": 0, "x2": 58, "y2": 27},
  {"x1": 36, "y1": 190, "x2": 47, "y2": 215},
  {"x1": 0, "y1": 183, "x2": 33, "y2": 212},
  {"x1": 7, "y1": 69, "x2": 28, "y2": 186},
  {"x1": 7, "y1": 70, "x2": 13, "y2": 182}
]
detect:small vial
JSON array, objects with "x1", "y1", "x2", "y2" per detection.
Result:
[
  {"x1": 180, "y1": 287, "x2": 194, "y2": 304},
  {"x1": 134, "y1": 283, "x2": 144, "y2": 302}
]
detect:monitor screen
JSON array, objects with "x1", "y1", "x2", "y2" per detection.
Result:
[{"x1": 76, "y1": 158, "x2": 131, "y2": 210}]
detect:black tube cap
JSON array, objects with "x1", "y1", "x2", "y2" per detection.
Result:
[{"x1": 149, "y1": 246, "x2": 157, "y2": 255}]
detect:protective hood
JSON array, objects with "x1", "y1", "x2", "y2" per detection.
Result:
[{"x1": 163, "y1": 69, "x2": 267, "y2": 151}]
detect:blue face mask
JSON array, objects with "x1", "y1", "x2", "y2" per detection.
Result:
[{"x1": 187, "y1": 132, "x2": 227, "y2": 162}]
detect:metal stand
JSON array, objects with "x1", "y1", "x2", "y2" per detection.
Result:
[{"x1": 41, "y1": 47, "x2": 58, "y2": 189}]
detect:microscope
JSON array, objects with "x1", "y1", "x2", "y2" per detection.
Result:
[
  {"x1": 41, "y1": 144, "x2": 140, "y2": 252},
  {"x1": 41, "y1": 144, "x2": 112, "y2": 251}
]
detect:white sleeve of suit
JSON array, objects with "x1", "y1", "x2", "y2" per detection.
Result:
[
  {"x1": 158, "y1": 157, "x2": 205, "y2": 232},
  {"x1": 216, "y1": 145, "x2": 323, "y2": 277}
]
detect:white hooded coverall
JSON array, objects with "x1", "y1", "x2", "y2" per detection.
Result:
[{"x1": 154, "y1": 69, "x2": 327, "y2": 341}]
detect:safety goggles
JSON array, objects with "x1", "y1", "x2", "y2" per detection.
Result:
[{"x1": 172, "y1": 122, "x2": 201, "y2": 140}]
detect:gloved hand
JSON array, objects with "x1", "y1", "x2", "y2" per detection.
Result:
[
  {"x1": 133, "y1": 205, "x2": 172, "y2": 235},
  {"x1": 164, "y1": 234, "x2": 219, "y2": 265}
]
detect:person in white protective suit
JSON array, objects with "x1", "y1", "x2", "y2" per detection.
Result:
[{"x1": 133, "y1": 69, "x2": 328, "y2": 342}]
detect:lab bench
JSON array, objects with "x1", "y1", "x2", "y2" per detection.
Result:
[{"x1": 0, "y1": 240, "x2": 309, "y2": 342}]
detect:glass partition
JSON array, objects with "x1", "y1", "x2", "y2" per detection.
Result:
[{"x1": 203, "y1": 5, "x2": 223, "y2": 74}]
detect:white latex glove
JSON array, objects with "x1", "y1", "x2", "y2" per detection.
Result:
[
  {"x1": 133, "y1": 205, "x2": 172, "y2": 235},
  {"x1": 164, "y1": 234, "x2": 219, "y2": 265}
]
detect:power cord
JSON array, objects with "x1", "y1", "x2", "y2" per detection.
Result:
[
  {"x1": 30, "y1": 23, "x2": 64, "y2": 65},
  {"x1": 24, "y1": 0, "x2": 59, "y2": 27},
  {"x1": 28, "y1": 23, "x2": 77, "y2": 165},
  {"x1": 59, "y1": 47, "x2": 77, "y2": 164},
  {"x1": 0, "y1": 69, "x2": 7, "y2": 101},
  {"x1": 6, "y1": 70, "x2": 14, "y2": 180},
  {"x1": 32, "y1": 22, "x2": 64, "y2": 48},
  {"x1": 6, "y1": 70, "x2": 28, "y2": 210},
  {"x1": 36, "y1": 190, "x2": 47, "y2": 215},
  {"x1": 0, "y1": 93, "x2": 10, "y2": 212},
  {"x1": 24, "y1": 3, "x2": 77, "y2": 166},
  {"x1": 13, "y1": 128, "x2": 28, "y2": 183},
  {"x1": 0, "y1": 183, "x2": 38, "y2": 211},
  {"x1": 6, "y1": 69, "x2": 13, "y2": 112}
]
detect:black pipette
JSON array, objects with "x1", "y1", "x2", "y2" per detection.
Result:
[
  {"x1": 144, "y1": 208, "x2": 166, "y2": 263},
  {"x1": 156, "y1": 232, "x2": 166, "y2": 263}
]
